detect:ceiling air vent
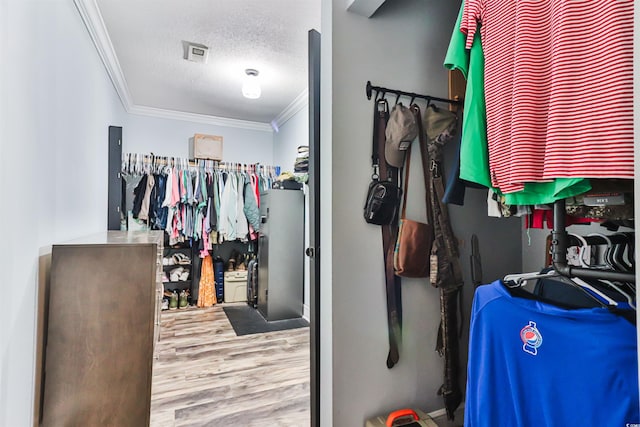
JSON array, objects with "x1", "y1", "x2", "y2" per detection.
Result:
[{"x1": 186, "y1": 43, "x2": 209, "y2": 64}]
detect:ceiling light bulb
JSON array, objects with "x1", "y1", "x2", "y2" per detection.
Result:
[{"x1": 242, "y1": 69, "x2": 261, "y2": 99}]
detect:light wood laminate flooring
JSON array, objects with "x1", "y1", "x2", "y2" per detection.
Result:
[{"x1": 150, "y1": 304, "x2": 310, "y2": 427}]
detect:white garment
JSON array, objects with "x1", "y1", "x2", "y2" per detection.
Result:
[
  {"x1": 138, "y1": 173, "x2": 155, "y2": 221},
  {"x1": 218, "y1": 172, "x2": 236, "y2": 241},
  {"x1": 162, "y1": 167, "x2": 173, "y2": 208},
  {"x1": 235, "y1": 173, "x2": 249, "y2": 241},
  {"x1": 487, "y1": 190, "x2": 502, "y2": 218}
]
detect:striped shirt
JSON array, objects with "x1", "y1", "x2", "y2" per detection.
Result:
[{"x1": 461, "y1": 0, "x2": 634, "y2": 194}]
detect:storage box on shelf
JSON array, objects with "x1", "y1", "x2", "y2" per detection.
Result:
[{"x1": 224, "y1": 270, "x2": 248, "y2": 303}]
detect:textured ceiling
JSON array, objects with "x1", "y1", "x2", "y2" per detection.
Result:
[{"x1": 96, "y1": 0, "x2": 321, "y2": 124}]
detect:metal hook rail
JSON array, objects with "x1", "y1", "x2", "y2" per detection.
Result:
[{"x1": 366, "y1": 81, "x2": 462, "y2": 105}]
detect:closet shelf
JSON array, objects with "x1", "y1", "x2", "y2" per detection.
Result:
[
  {"x1": 163, "y1": 281, "x2": 192, "y2": 287},
  {"x1": 163, "y1": 264, "x2": 191, "y2": 270}
]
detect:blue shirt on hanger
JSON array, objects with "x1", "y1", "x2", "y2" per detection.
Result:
[{"x1": 465, "y1": 280, "x2": 639, "y2": 427}]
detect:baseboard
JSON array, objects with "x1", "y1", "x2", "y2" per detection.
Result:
[
  {"x1": 303, "y1": 304, "x2": 310, "y2": 321},
  {"x1": 427, "y1": 402, "x2": 465, "y2": 421}
]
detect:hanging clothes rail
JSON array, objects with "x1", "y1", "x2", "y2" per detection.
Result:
[
  {"x1": 551, "y1": 199, "x2": 635, "y2": 283},
  {"x1": 121, "y1": 152, "x2": 279, "y2": 176},
  {"x1": 365, "y1": 80, "x2": 462, "y2": 105}
]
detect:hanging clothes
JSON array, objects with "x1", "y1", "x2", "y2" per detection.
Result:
[
  {"x1": 131, "y1": 174, "x2": 148, "y2": 219},
  {"x1": 235, "y1": 173, "x2": 249, "y2": 241},
  {"x1": 465, "y1": 281, "x2": 639, "y2": 426},
  {"x1": 243, "y1": 179, "x2": 260, "y2": 232},
  {"x1": 122, "y1": 154, "x2": 278, "y2": 240},
  {"x1": 197, "y1": 255, "x2": 216, "y2": 308},
  {"x1": 444, "y1": 1, "x2": 592, "y2": 205},
  {"x1": 138, "y1": 173, "x2": 155, "y2": 221},
  {"x1": 459, "y1": 0, "x2": 633, "y2": 194}
]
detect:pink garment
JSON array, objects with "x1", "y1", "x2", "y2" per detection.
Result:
[
  {"x1": 252, "y1": 173, "x2": 260, "y2": 207},
  {"x1": 200, "y1": 217, "x2": 210, "y2": 257},
  {"x1": 171, "y1": 169, "x2": 180, "y2": 206},
  {"x1": 461, "y1": 0, "x2": 633, "y2": 193}
]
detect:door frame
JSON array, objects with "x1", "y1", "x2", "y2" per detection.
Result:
[{"x1": 308, "y1": 28, "x2": 321, "y2": 427}]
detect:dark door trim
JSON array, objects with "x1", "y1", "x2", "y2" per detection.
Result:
[
  {"x1": 308, "y1": 29, "x2": 321, "y2": 427},
  {"x1": 108, "y1": 126, "x2": 123, "y2": 230}
]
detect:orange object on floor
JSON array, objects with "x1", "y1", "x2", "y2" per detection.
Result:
[{"x1": 197, "y1": 255, "x2": 217, "y2": 308}]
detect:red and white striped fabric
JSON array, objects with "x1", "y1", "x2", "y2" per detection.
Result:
[{"x1": 461, "y1": 0, "x2": 634, "y2": 194}]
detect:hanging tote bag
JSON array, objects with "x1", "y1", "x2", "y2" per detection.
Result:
[{"x1": 394, "y1": 105, "x2": 434, "y2": 278}]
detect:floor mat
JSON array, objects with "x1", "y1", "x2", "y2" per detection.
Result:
[{"x1": 223, "y1": 305, "x2": 309, "y2": 336}]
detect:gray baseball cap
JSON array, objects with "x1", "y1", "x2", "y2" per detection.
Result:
[{"x1": 385, "y1": 104, "x2": 417, "y2": 168}]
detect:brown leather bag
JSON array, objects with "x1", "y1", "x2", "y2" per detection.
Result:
[{"x1": 394, "y1": 105, "x2": 434, "y2": 278}]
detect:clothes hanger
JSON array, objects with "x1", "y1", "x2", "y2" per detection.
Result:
[
  {"x1": 571, "y1": 277, "x2": 619, "y2": 307},
  {"x1": 503, "y1": 270, "x2": 560, "y2": 287},
  {"x1": 610, "y1": 237, "x2": 630, "y2": 272},
  {"x1": 600, "y1": 279, "x2": 635, "y2": 309},
  {"x1": 587, "y1": 233, "x2": 614, "y2": 269},
  {"x1": 567, "y1": 233, "x2": 590, "y2": 267},
  {"x1": 612, "y1": 233, "x2": 633, "y2": 272},
  {"x1": 503, "y1": 269, "x2": 613, "y2": 309}
]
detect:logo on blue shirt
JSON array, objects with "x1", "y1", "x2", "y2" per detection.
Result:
[{"x1": 520, "y1": 321, "x2": 543, "y2": 356}]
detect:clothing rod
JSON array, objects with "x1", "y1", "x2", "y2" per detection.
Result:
[
  {"x1": 552, "y1": 199, "x2": 635, "y2": 283},
  {"x1": 122, "y1": 152, "x2": 278, "y2": 171},
  {"x1": 365, "y1": 80, "x2": 462, "y2": 105}
]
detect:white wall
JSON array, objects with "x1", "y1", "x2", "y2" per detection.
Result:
[
  {"x1": 274, "y1": 107, "x2": 311, "y2": 318},
  {"x1": 0, "y1": 0, "x2": 127, "y2": 425},
  {"x1": 273, "y1": 106, "x2": 309, "y2": 172},
  {"x1": 327, "y1": 0, "x2": 522, "y2": 425},
  {"x1": 121, "y1": 114, "x2": 274, "y2": 165}
]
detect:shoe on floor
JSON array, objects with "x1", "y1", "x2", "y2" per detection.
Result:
[
  {"x1": 179, "y1": 290, "x2": 189, "y2": 309},
  {"x1": 169, "y1": 291, "x2": 178, "y2": 310}
]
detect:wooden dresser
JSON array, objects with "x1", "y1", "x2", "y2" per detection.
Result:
[{"x1": 41, "y1": 231, "x2": 163, "y2": 427}]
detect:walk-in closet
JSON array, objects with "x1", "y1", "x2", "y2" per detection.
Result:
[{"x1": 3, "y1": 0, "x2": 639, "y2": 427}]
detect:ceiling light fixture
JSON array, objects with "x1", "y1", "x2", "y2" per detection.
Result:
[{"x1": 242, "y1": 69, "x2": 261, "y2": 99}]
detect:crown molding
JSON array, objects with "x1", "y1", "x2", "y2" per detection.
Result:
[
  {"x1": 74, "y1": 0, "x2": 133, "y2": 108},
  {"x1": 271, "y1": 89, "x2": 309, "y2": 131},
  {"x1": 128, "y1": 105, "x2": 274, "y2": 132},
  {"x1": 346, "y1": 0, "x2": 387, "y2": 18},
  {"x1": 74, "y1": 0, "x2": 273, "y2": 133}
]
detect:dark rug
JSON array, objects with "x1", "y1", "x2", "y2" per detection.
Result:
[{"x1": 223, "y1": 305, "x2": 309, "y2": 336}]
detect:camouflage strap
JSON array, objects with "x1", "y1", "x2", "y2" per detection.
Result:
[
  {"x1": 422, "y1": 135, "x2": 464, "y2": 421},
  {"x1": 437, "y1": 287, "x2": 463, "y2": 421}
]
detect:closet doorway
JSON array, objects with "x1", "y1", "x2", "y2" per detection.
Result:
[{"x1": 92, "y1": 1, "x2": 322, "y2": 425}]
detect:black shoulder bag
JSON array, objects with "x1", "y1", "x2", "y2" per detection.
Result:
[{"x1": 364, "y1": 98, "x2": 403, "y2": 369}]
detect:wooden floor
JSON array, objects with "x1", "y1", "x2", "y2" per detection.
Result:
[{"x1": 150, "y1": 304, "x2": 310, "y2": 427}]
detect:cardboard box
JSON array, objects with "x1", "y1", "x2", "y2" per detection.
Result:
[{"x1": 191, "y1": 134, "x2": 223, "y2": 160}]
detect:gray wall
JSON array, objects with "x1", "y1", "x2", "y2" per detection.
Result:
[{"x1": 327, "y1": 0, "x2": 522, "y2": 425}]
